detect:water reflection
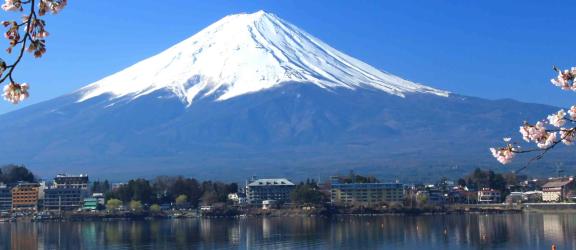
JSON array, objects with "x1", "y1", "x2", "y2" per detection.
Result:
[{"x1": 0, "y1": 213, "x2": 575, "y2": 249}]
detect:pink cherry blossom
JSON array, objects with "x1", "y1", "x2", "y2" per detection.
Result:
[
  {"x1": 0, "y1": 0, "x2": 66, "y2": 106},
  {"x1": 547, "y1": 109, "x2": 566, "y2": 127},
  {"x1": 519, "y1": 121, "x2": 547, "y2": 143},
  {"x1": 492, "y1": 66, "x2": 576, "y2": 164},
  {"x1": 490, "y1": 147, "x2": 515, "y2": 164}
]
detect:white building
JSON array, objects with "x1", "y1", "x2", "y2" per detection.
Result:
[
  {"x1": 477, "y1": 188, "x2": 501, "y2": 203},
  {"x1": 522, "y1": 191, "x2": 543, "y2": 202},
  {"x1": 246, "y1": 178, "x2": 295, "y2": 205}
]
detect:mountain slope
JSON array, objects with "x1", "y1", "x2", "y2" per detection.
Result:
[{"x1": 0, "y1": 11, "x2": 566, "y2": 181}]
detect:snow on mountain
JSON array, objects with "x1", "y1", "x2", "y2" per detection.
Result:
[{"x1": 77, "y1": 10, "x2": 449, "y2": 106}]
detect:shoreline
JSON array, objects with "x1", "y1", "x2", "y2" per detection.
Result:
[{"x1": 4, "y1": 203, "x2": 576, "y2": 222}]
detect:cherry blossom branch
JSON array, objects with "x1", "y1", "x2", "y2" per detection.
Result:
[
  {"x1": 1, "y1": 0, "x2": 34, "y2": 84},
  {"x1": 491, "y1": 67, "x2": 576, "y2": 167},
  {"x1": 0, "y1": 0, "x2": 67, "y2": 104},
  {"x1": 514, "y1": 133, "x2": 566, "y2": 173}
]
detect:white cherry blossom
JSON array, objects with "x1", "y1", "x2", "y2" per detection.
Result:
[
  {"x1": 536, "y1": 131, "x2": 556, "y2": 149},
  {"x1": 1, "y1": 0, "x2": 21, "y2": 12},
  {"x1": 560, "y1": 129, "x2": 575, "y2": 145},
  {"x1": 3, "y1": 82, "x2": 29, "y2": 104},
  {"x1": 547, "y1": 109, "x2": 566, "y2": 127}
]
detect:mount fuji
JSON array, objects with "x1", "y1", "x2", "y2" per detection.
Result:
[{"x1": 0, "y1": 11, "x2": 564, "y2": 181}]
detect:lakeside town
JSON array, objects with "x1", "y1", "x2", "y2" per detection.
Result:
[{"x1": 0, "y1": 165, "x2": 575, "y2": 221}]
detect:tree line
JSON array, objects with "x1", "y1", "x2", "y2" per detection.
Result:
[
  {"x1": 96, "y1": 177, "x2": 330, "y2": 209},
  {"x1": 93, "y1": 176, "x2": 239, "y2": 208},
  {"x1": 457, "y1": 168, "x2": 519, "y2": 194}
]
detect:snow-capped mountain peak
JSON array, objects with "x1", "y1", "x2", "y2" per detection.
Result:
[{"x1": 77, "y1": 10, "x2": 449, "y2": 105}]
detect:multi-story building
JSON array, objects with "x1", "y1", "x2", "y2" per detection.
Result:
[
  {"x1": 54, "y1": 174, "x2": 89, "y2": 190},
  {"x1": 42, "y1": 174, "x2": 91, "y2": 211},
  {"x1": 330, "y1": 177, "x2": 404, "y2": 205},
  {"x1": 12, "y1": 182, "x2": 40, "y2": 211},
  {"x1": 246, "y1": 178, "x2": 295, "y2": 205},
  {"x1": 542, "y1": 177, "x2": 574, "y2": 202},
  {"x1": 0, "y1": 183, "x2": 12, "y2": 211},
  {"x1": 477, "y1": 188, "x2": 501, "y2": 203},
  {"x1": 43, "y1": 188, "x2": 83, "y2": 211},
  {"x1": 426, "y1": 188, "x2": 447, "y2": 205}
]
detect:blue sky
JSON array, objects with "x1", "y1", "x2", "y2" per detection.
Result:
[{"x1": 0, "y1": 0, "x2": 574, "y2": 114}]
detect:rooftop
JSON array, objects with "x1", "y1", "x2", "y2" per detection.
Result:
[
  {"x1": 56, "y1": 174, "x2": 88, "y2": 178},
  {"x1": 542, "y1": 179, "x2": 573, "y2": 188},
  {"x1": 14, "y1": 182, "x2": 40, "y2": 187},
  {"x1": 478, "y1": 188, "x2": 499, "y2": 192},
  {"x1": 247, "y1": 178, "x2": 294, "y2": 187}
]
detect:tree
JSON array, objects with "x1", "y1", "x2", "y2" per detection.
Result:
[
  {"x1": 491, "y1": 66, "x2": 576, "y2": 167},
  {"x1": 175, "y1": 194, "x2": 188, "y2": 205},
  {"x1": 339, "y1": 171, "x2": 378, "y2": 184},
  {"x1": 0, "y1": 164, "x2": 35, "y2": 183},
  {"x1": 457, "y1": 178, "x2": 466, "y2": 187},
  {"x1": 198, "y1": 180, "x2": 234, "y2": 205},
  {"x1": 464, "y1": 168, "x2": 509, "y2": 193},
  {"x1": 129, "y1": 200, "x2": 143, "y2": 212},
  {"x1": 466, "y1": 168, "x2": 489, "y2": 189},
  {"x1": 107, "y1": 179, "x2": 153, "y2": 204},
  {"x1": 169, "y1": 177, "x2": 202, "y2": 207},
  {"x1": 0, "y1": 0, "x2": 67, "y2": 104},
  {"x1": 149, "y1": 204, "x2": 161, "y2": 213},
  {"x1": 152, "y1": 176, "x2": 177, "y2": 204},
  {"x1": 490, "y1": 172, "x2": 507, "y2": 192},
  {"x1": 106, "y1": 176, "x2": 240, "y2": 209},
  {"x1": 200, "y1": 191, "x2": 218, "y2": 205},
  {"x1": 106, "y1": 198, "x2": 122, "y2": 211},
  {"x1": 416, "y1": 193, "x2": 428, "y2": 206},
  {"x1": 128, "y1": 179, "x2": 153, "y2": 204},
  {"x1": 290, "y1": 181, "x2": 326, "y2": 205},
  {"x1": 108, "y1": 184, "x2": 131, "y2": 202},
  {"x1": 91, "y1": 180, "x2": 111, "y2": 194},
  {"x1": 502, "y1": 172, "x2": 520, "y2": 186}
]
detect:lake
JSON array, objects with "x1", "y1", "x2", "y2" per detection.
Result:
[{"x1": 0, "y1": 213, "x2": 574, "y2": 249}]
